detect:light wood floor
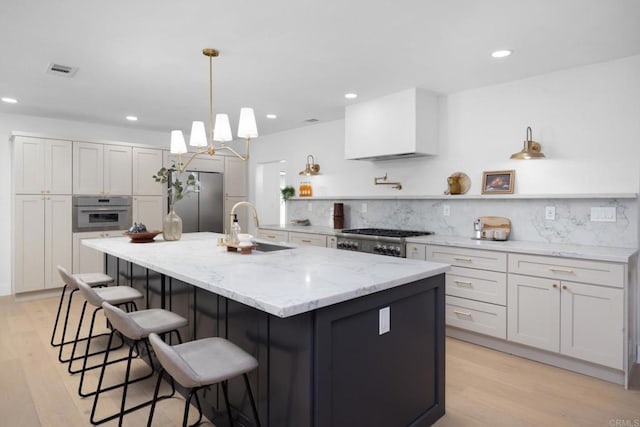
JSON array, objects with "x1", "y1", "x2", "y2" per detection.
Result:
[{"x1": 1, "y1": 294, "x2": 639, "y2": 427}]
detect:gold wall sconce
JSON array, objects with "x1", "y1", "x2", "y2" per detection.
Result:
[
  {"x1": 299, "y1": 155, "x2": 321, "y2": 176},
  {"x1": 510, "y1": 126, "x2": 546, "y2": 160}
]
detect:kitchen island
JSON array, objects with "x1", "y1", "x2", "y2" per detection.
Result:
[{"x1": 84, "y1": 232, "x2": 449, "y2": 427}]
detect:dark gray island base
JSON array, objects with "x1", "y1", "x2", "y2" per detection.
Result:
[{"x1": 105, "y1": 255, "x2": 445, "y2": 426}]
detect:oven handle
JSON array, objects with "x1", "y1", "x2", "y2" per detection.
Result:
[{"x1": 79, "y1": 207, "x2": 130, "y2": 213}]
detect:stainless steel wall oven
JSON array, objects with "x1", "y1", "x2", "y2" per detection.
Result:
[{"x1": 72, "y1": 196, "x2": 132, "y2": 232}]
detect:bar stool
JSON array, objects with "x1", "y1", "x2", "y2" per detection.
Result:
[
  {"x1": 71, "y1": 278, "x2": 144, "y2": 397},
  {"x1": 54, "y1": 266, "x2": 115, "y2": 364},
  {"x1": 90, "y1": 301, "x2": 188, "y2": 426},
  {"x1": 147, "y1": 332, "x2": 261, "y2": 427}
]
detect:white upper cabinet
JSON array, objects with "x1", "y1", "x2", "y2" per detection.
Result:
[
  {"x1": 224, "y1": 156, "x2": 248, "y2": 197},
  {"x1": 14, "y1": 136, "x2": 72, "y2": 194},
  {"x1": 73, "y1": 142, "x2": 132, "y2": 195},
  {"x1": 133, "y1": 147, "x2": 163, "y2": 195},
  {"x1": 345, "y1": 88, "x2": 438, "y2": 160}
]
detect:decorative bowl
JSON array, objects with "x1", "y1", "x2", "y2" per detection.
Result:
[{"x1": 123, "y1": 230, "x2": 162, "y2": 243}]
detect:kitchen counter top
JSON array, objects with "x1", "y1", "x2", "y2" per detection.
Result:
[
  {"x1": 84, "y1": 232, "x2": 449, "y2": 318},
  {"x1": 406, "y1": 235, "x2": 638, "y2": 263},
  {"x1": 259, "y1": 224, "x2": 338, "y2": 236}
]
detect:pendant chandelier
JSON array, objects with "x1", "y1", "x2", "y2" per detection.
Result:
[{"x1": 170, "y1": 48, "x2": 258, "y2": 171}]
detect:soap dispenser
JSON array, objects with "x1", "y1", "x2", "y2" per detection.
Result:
[{"x1": 230, "y1": 214, "x2": 241, "y2": 244}]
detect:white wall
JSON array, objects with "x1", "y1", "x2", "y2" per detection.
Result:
[
  {"x1": 1, "y1": 113, "x2": 169, "y2": 295},
  {"x1": 249, "y1": 55, "x2": 640, "y2": 199}
]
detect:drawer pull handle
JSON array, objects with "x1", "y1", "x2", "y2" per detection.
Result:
[
  {"x1": 453, "y1": 310, "x2": 472, "y2": 318},
  {"x1": 454, "y1": 280, "x2": 473, "y2": 287},
  {"x1": 301, "y1": 239, "x2": 312, "y2": 243},
  {"x1": 454, "y1": 257, "x2": 472, "y2": 262},
  {"x1": 548, "y1": 266, "x2": 574, "y2": 274},
  {"x1": 267, "y1": 235, "x2": 276, "y2": 239}
]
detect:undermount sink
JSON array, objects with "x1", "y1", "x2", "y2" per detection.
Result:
[{"x1": 254, "y1": 242, "x2": 294, "y2": 252}]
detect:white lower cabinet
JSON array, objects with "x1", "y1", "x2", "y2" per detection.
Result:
[
  {"x1": 508, "y1": 273, "x2": 623, "y2": 369},
  {"x1": 446, "y1": 295, "x2": 506, "y2": 339},
  {"x1": 289, "y1": 231, "x2": 326, "y2": 247},
  {"x1": 14, "y1": 195, "x2": 72, "y2": 292},
  {"x1": 132, "y1": 196, "x2": 163, "y2": 232},
  {"x1": 73, "y1": 230, "x2": 127, "y2": 274},
  {"x1": 257, "y1": 229, "x2": 289, "y2": 243},
  {"x1": 326, "y1": 235, "x2": 337, "y2": 249}
]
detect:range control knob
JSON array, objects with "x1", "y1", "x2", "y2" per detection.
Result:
[
  {"x1": 373, "y1": 244, "x2": 382, "y2": 253},
  {"x1": 393, "y1": 247, "x2": 402, "y2": 256}
]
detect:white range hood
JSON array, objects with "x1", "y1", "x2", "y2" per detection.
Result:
[{"x1": 344, "y1": 88, "x2": 438, "y2": 160}]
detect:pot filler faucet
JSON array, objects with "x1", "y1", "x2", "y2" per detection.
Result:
[{"x1": 230, "y1": 201, "x2": 260, "y2": 232}]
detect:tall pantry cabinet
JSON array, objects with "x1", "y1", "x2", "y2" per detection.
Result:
[{"x1": 13, "y1": 137, "x2": 73, "y2": 292}]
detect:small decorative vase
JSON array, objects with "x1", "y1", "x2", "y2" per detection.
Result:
[{"x1": 163, "y1": 207, "x2": 183, "y2": 241}]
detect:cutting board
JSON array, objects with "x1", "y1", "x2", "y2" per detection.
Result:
[{"x1": 478, "y1": 216, "x2": 511, "y2": 236}]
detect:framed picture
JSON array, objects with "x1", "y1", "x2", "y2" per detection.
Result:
[{"x1": 482, "y1": 170, "x2": 515, "y2": 194}]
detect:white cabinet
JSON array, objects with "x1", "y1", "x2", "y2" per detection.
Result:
[
  {"x1": 427, "y1": 244, "x2": 508, "y2": 339},
  {"x1": 345, "y1": 88, "x2": 438, "y2": 160},
  {"x1": 326, "y1": 235, "x2": 337, "y2": 249},
  {"x1": 73, "y1": 142, "x2": 132, "y2": 195},
  {"x1": 164, "y1": 151, "x2": 224, "y2": 173},
  {"x1": 13, "y1": 136, "x2": 72, "y2": 195},
  {"x1": 224, "y1": 156, "x2": 248, "y2": 197},
  {"x1": 406, "y1": 243, "x2": 426, "y2": 260},
  {"x1": 73, "y1": 230, "x2": 126, "y2": 274},
  {"x1": 257, "y1": 229, "x2": 289, "y2": 243},
  {"x1": 507, "y1": 253, "x2": 625, "y2": 369},
  {"x1": 289, "y1": 232, "x2": 326, "y2": 247},
  {"x1": 14, "y1": 195, "x2": 72, "y2": 293},
  {"x1": 132, "y1": 196, "x2": 163, "y2": 231},
  {"x1": 133, "y1": 148, "x2": 163, "y2": 195}
]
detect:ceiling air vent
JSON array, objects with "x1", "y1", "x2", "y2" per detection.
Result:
[
  {"x1": 46, "y1": 63, "x2": 79, "y2": 78},
  {"x1": 304, "y1": 118, "x2": 319, "y2": 123}
]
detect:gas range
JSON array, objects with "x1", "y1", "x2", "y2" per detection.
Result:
[{"x1": 336, "y1": 228, "x2": 434, "y2": 257}]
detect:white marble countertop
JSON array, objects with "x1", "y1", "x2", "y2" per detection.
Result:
[
  {"x1": 259, "y1": 224, "x2": 339, "y2": 236},
  {"x1": 84, "y1": 232, "x2": 449, "y2": 318},
  {"x1": 406, "y1": 235, "x2": 638, "y2": 263}
]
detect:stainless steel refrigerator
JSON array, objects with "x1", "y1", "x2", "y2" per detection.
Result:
[{"x1": 171, "y1": 171, "x2": 224, "y2": 233}]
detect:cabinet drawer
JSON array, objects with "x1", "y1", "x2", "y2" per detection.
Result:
[
  {"x1": 257, "y1": 229, "x2": 289, "y2": 243},
  {"x1": 289, "y1": 232, "x2": 326, "y2": 247},
  {"x1": 406, "y1": 243, "x2": 426, "y2": 260},
  {"x1": 446, "y1": 266, "x2": 506, "y2": 306},
  {"x1": 508, "y1": 253, "x2": 624, "y2": 288},
  {"x1": 427, "y1": 245, "x2": 507, "y2": 272},
  {"x1": 446, "y1": 296, "x2": 506, "y2": 339}
]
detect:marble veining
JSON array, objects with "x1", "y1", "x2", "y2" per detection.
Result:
[
  {"x1": 286, "y1": 197, "x2": 638, "y2": 247},
  {"x1": 84, "y1": 233, "x2": 449, "y2": 318}
]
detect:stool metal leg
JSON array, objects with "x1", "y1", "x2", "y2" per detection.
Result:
[
  {"x1": 50, "y1": 285, "x2": 68, "y2": 347},
  {"x1": 221, "y1": 380, "x2": 234, "y2": 427},
  {"x1": 243, "y1": 373, "x2": 261, "y2": 427}
]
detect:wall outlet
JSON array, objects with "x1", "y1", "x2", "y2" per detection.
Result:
[
  {"x1": 545, "y1": 206, "x2": 556, "y2": 220},
  {"x1": 443, "y1": 204, "x2": 450, "y2": 216},
  {"x1": 362, "y1": 203, "x2": 368, "y2": 213},
  {"x1": 590, "y1": 206, "x2": 616, "y2": 222},
  {"x1": 379, "y1": 307, "x2": 390, "y2": 335},
  {"x1": 308, "y1": 202, "x2": 313, "y2": 212}
]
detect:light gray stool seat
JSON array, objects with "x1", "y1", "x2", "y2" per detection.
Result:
[
  {"x1": 89, "y1": 302, "x2": 188, "y2": 425},
  {"x1": 51, "y1": 266, "x2": 114, "y2": 358},
  {"x1": 70, "y1": 279, "x2": 143, "y2": 396},
  {"x1": 147, "y1": 333, "x2": 260, "y2": 427}
]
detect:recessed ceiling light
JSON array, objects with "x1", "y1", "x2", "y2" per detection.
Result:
[
  {"x1": 491, "y1": 50, "x2": 512, "y2": 58},
  {"x1": 126, "y1": 116, "x2": 138, "y2": 121},
  {"x1": 344, "y1": 93, "x2": 358, "y2": 99},
  {"x1": 266, "y1": 114, "x2": 277, "y2": 119},
  {"x1": 2, "y1": 97, "x2": 18, "y2": 104}
]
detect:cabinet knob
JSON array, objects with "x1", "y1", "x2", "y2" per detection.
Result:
[
  {"x1": 552, "y1": 283, "x2": 558, "y2": 288},
  {"x1": 562, "y1": 285, "x2": 568, "y2": 290}
]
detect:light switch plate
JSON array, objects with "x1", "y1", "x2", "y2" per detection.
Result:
[
  {"x1": 443, "y1": 205, "x2": 450, "y2": 216},
  {"x1": 545, "y1": 206, "x2": 555, "y2": 220},
  {"x1": 591, "y1": 207, "x2": 616, "y2": 222},
  {"x1": 379, "y1": 307, "x2": 390, "y2": 335}
]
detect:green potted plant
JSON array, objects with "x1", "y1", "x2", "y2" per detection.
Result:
[{"x1": 281, "y1": 185, "x2": 295, "y2": 201}]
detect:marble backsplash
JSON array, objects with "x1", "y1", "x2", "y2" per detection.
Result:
[{"x1": 286, "y1": 197, "x2": 639, "y2": 248}]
